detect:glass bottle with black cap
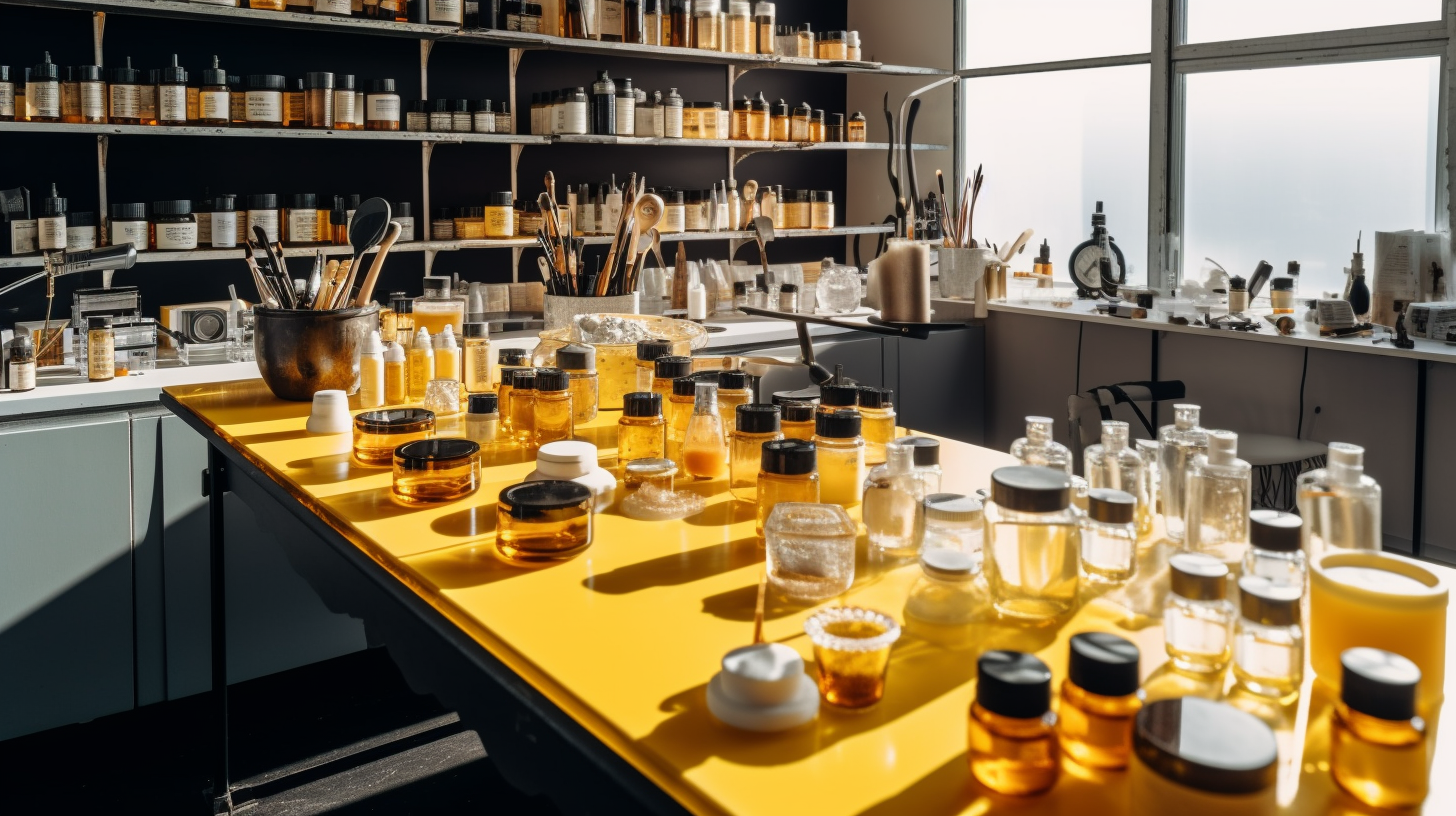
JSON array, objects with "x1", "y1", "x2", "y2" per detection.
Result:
[
  {"x1": 509, "y1": 368, "x2": 538, "y2": 447},
  {"x1": 392, "y1": 438, "x2": 481, "y2": 505},
  {"x1": 1232, "y1": 574, "x2": 1303, "y2": 699},
  {"x1": 496, "y1": 481, "x2": 594, "y2": 563},
  {"x1": 969, "y1": 650, "x2": 1058, "y2": 795},
  {"x1": 652, "y1": 355, "x2": 692, "y2": 402},
  {"x1": 1163, "y1": 551, "x2": 1235, "y2": 674},
  {"x1": 778, "y1": 400, "x2": 815, "y2": 441},
  {"x1": 465, "y1": 393, "x2": 500, "y2": 446},
  {"x1": 1131, "y1": 697, "x2": 1277, "y2": 811},
  {"x1": 1330, "y1": 647, "x2": 1428, "y2": 808},
  {"x1": 667, "y1": 375, "x2": 697, "y2": 450},
  {"x1": 857, "y1": 386, "x2": 896, "y2": 465},
  {"x1": 1057, "y1": 631, "x2": 1141, "y2": 769},
  {"x1": 715, "y1": 370, "x2": 752, "y2": 441},
  {"x1": 813, "y1": 409, "x2": 865, "y2": 508},
  {"x1": 818, "y1": 378, "x2": 860, "y2": 416},
  {"x1": 618, "y1": 391, "x2": 667, "y2": 468},
  {"x1": 1242, "y1": 509, "x2": 1305, "y2": 590},
  {"x1": 898, "y1": 435, "x2": 942, "y2": 493},
  {"x1": 756, "y1": 439, "x2": 818, "y2": 536},
  {"x1": 557, "y1": 343, "x2": 598, "y2": 424},
  {"x1": 533, "y1": 367, "x2": 574, "y2": 447},
  {"x1": 730, "y1": 404, "x2": 783, "y2": 502},
  {"x1": 1080, "y1": 488, "x2": 1137, "y2": 585},
  {"x1": 984, "y1": 466, "x2": 1079, "y2": 621},
  {"x1": 635, "y1": 338, "x2": 674, "y2": 392}
]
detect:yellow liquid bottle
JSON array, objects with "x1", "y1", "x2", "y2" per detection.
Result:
[
  {"x1": 812, "y1": 410, "x2": 865, "y2": 508},
  {"x1": 533, "y1": 368, "x2": 575, "y2": 447},
  {"x1": 729, "y1": 404, "x2": 782, "y2": 502},
  {"x1": 683, "y1": 381, "x2": 727, "y2": 479},
  {"x1": 969, "y1": 651, "x2": 1058, "y2": 795},
  {"x1": 1057, "y1": 632, "x2": 1141, "y2": 770},
  {"x1": 407, "y1": 327, "x2": 434, "y2": 402},
  {"x1": 755, "y1": 440, "x2": 819, "y2": 536},
  {"x1": 1331, "y1": 647, "x2": 1428, "y2": 809},
  {"x1": 618, "y1": 392, "x2": 668, "y2": 469}
]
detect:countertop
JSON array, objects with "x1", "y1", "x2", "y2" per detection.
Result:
[{"x1": 163, "y1": 378, "x2": 1454, "y2": 816}]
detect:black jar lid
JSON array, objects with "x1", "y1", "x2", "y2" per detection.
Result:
[
  {"x1": 288, "y1": 193, "x2": 317, "y2": 209},
  {"x1": 1270, "y1": 276, "x2": 1294, "y2": 292},
  {"x1": 857, "y1": 386, "x2": 892, "y2": 409},
  {"x1": 40, "y1": 184, "x2": 65, "y2": 217},
  {"x1": 773, "y1": 98, "x2": 788, "y2": 116},
  {"x1": 623, "y1": 391, "x2": 662, "y2": 418},
  {"x1": 31, "y1": 51, "x2": 57, "y2": 80},
  {"x1": 75, "y1": 64, "x2": 102, "y2": 82},
  {"x1": 394, "y1": 438, "x2": 479, "y2": 470},
  {"x1": 511, "y1": 368, "x2": 538, "y2": 389},
  {"x1": 733, "y1": 280, "x2": 751, "y2": 296},
  {"x1": 488, "y1": 191, "x2": 514, "y2": 207},
  {"x1": 408, "y1": 99, "x2": 426, "y2": 113},
  {"x1": 336, "y1": 73, "x2": 355, "y2": 90},
  {"x1": 499, "y1": 347, "x2": 529, "y2": 366},
  {"x1": 636, "y1": 338, "x2": 674, "y2": 361},
  {"x1": 1086, "y1": 488, "x2": 1135, "y2": 524},
  {"x1": 779, "y1": 283, "x2": 798, "y2": 293},
  {"x1": 1340, "y1": 647, "x2": 1421, "y2": 721},
  {"x1": 475, "y1": 98, "x2": 494, "y2": 112},
  {"x1": 654, "y1": 355, "x2": 692, "y2": 380},
  {"x1": 1134, "y1": 698, "x2": 1278, "y2": 794},
  {"x1": 1068, "y1": 632, "x2": 1140, "y2": 698},
  {"x1": 779, "y1": 400, "x2": 815, "y2": 423},
  {"x1": 247, "y1": 74, "x2": 285, "y2": 91},
  {"x1": 200, "y1": 56, "x2": 226, "y2": 86},
  {"x1": 159, "y1": 54, "x2": 186, "y2": 84},
  {"x1": 432, "y1": 98, "x2": 450, "y2": 112},
  {"x1": 458, "y1": 205, "x2": 484, "y2": 219},
  {"x1": 499, "y1": 480, "x2": 592, "y2": 521},
  {"x1": 69, "y1": 211, "x2": 96, "y2": 227},
  {"x1": 354, "y1": 408, "x2": 434, "y2": 434},
  {"x1": 151, "y1": 200, "x2": 192, "y2": 216},
  {"x1": 433, "y1": 207, "x2": 453, "y2": 220},
  {"x1": 736, "y1": 403, "x2": 780, "y2": 433},
  {"x1": 672, "y1": 375, "x2": 698, "y2": 397},
  {"x1": 394, "y1": 201, "x2": 412, "y2": 217},
  {"x1": 213, "y1": 194, "x2": 236, "y2": 212},
  {"x1": 247, "y1": 193, "x2": 278, "y2": 209},
  {"x1": 830, "y1": 112, "x2": 845, "y2": 126},
  {"x1": 761, "y1": 439, "x2": 815, "y2": 475},
  {"x1": 976, "y1": 650, "x2": 1051, "y2": 719},
  {"x1": 371, "y1": 78, "x2": 396, "y2": 94},
  {"x1": 990, "y1": 466, "x2": 1070, "y2": 513},
  {"x1": 304, "y1": 71, "x2": 333, "y2": 90},
  {"x1": 556, "y1": 343, "x2": 595, "y2": 371},
  {"x1": 110, "y1": 202, "x2": 146, "y2": 220},
  {"x1": 718, "y1": 369, "x2": 748, "y2": 390},
  {"x1": 1168, "y1": 552, "x2": 1228, "y2": 601},
  {"x1": 899, "y1": 436, "x2": 939, "y2": 466},
  {"x1": 819, "y1": 381, "x2": 859, "y2": 407},
  {"x1": 1238, "y1": 575, "x2": 1301, "y2": 627},
  {"x1": 468, "y1": 393, "x2": 498, "y2": 415},
  {"x1": 110, "y1": 56, "x2": 140, "y2": 85},
  {"x1": 462, "y1": 322, "x2": 488, "y2": 339},
  {"x1": 535, "y1": 367, "x2": 569, "y2": 392},
  {"x1": 815, "y1": 409, "x2": 860, "y2": 439},
  {"x1": 1250, "y1": 509, "x2": 1301, "y2": 552}
]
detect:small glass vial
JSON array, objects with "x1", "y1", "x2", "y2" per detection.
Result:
[
  {"x1": 769, "y1": 98, "x2": 790, "y2": 141},
  {"x1": 73, "y1": 65, "x2": 105, "y2": 124},
  {"x1": 634, "y1": 339, "x2": 674, "y2": 392},
  {"x1": 729, "y1": 404, "x2": 782, "y2": 502},
  {"x1": 663, "y1": 87, "x2": 683, "y2": 138},
  {"x1": 245, "y1": 74, "x2": 286, "y2": 127},
  {"x1": 392, "y1": 438, "x2": 480, "y2": 505},
  {"x1": 1159, "y1": 403, "x2": 1209, "y2": 544},
  {"x1": 36, "y1": 184, "x2": 66, "y2": 251},
  {"x1": 809, "y1": 109, "x2": 826, "y2": 142},
  {"x1": 753, "y1": 1, "x2": 775, "y2": 54},
  {"x1": 533, "y1": 367, "x2": 574, "y2": 447},
  {"x1": 27, "y1": 53, "x2": 60, "y2": 122},
  {"x1": 1296, "y1": 441, "x2": 1381, "y2": 556},
  {"x1": 969, "y1": 650, "x2": 1058, "y2": 795},
  {"x1": 795, "y1": 23, "x2": 813, "y2": 57},
  {"x1": 1163, "y1": 551, "x2": 1235, "y2": 674},
  {"x1": 1058, "y1": 632, "x2": 1142, "y2": 770},
  {"x1": 303, "y1": 71, "x2": 334, "y2": 128},
  {"x1": 496, "y1": 481, "x2": 593, "y2": 563},
  {"x1": 644, "y1": 0, "x2": 664, "y2": 44},
  {"x1": 1184, "y1": 430, "x2": 1251, "y2": 565},
  {"x1": 556, "y1": 344, "x2": 598, "y2": 424},
  {"x1": 1330, "y1": 647, "x2": 1428, "y2": 809},
  {"x1": 730, "y1": 96, "x2": 752, "y2": 141},
  {"x1": 683, "y1": 380, "x2": 728, "y2": 479},
  {"x1": 407, "y1": 327, "x2": 435, "y2": 402},
  {"x1": 150, "y1": 200, "x2": 198, "y2": 250},
  {"x1": 108, "y1": 58, "x2": 143, "y2": 124},
  {"x1": 366, "y1": 78, "x2": 400, "y2": 130},
  {"x1": 1243, "y1": 510, "x2": 1305, "y2": 590},
  {"x1": 87, "y1": 316, "x2": 115, "y2": 382},
  {"x1": 465, "y1": 393, "x2": 501, "y2": 447},
  {"x1": 246, "y1": 193, "x2": 281, "y2": 244},
  {"x1": 1080, "y1": 488, "x2": 1137, "y2": 585},
  {"x1": 715, "y1": 370, "x2": 752, "y2": 440},
  {"x1": 901, "y1": 435, "x2": 942, "y2": 493},
  {"x1": 984, "y1": 466, "x2": 1079, "y2": 622},
  {"x1": 1010, "y1": 415, "x2": 1073, "y2": 475},
  {"x1": 509, "y1": 368, "x2": 538, "y2": 447},
  {"x1": 857, "y1": 386, "x2": 895, "y2": 464},
  {"x1": 789, "y1": 101, "x2": 811, "y2": 141},
  {"x1": 813, "y1": 409, "x2": 865, "y2": 508},
  {"x1": 847, "y1": 110, "x2": 866, "y2": 142},
  {"x1": 862, "y1": 441, "x2": 925, "y2": 556},
  {"x1": 431, "y1": 207, "x2": 455, "y2": 240},
  {"x1": 755, "y1": 439, "x2": 819, "y2": 536},
  {"x1": 692, "y1": 0, "x2": 722, "y2": 50},
  {"x1": 198, "y1": 57, "x2": 229, "y2": 127},
  {"x1": 1083, "y1": 420, "x2": 1147, "y2": 533},
  {"x1": 826, "y1": 112, "x2": 845, "y2": 142},
  {"x1": 473, "y1": 98, "x2": 495, "y2": 133},
  {"x1": 619, "y1": 392, "x2": 668, "y2": 468},
  {"x1": 667, "y1": 375, "x2": 697, "y2": 449},
  {"x1": 777, "y1": 400, "x2": 814, "y2": 441},
  {"x1": 7, "y1": 335, "x2": 36, "y2": 393},
  {"x1": 1233, "y1": 575, "x2": 1303, "y2": 699},
  {"x1": 922, "y1": 492, "x2": 982, "y2": 558},
  {"x1": 461, "y1": 322, "x2": 491, "y2": 394}
]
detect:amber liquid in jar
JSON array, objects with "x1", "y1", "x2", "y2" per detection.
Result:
[
  {"x1": 496, "y1": 483, "x2": 593, "y2": 563},
  {"x1": 756, "y1": 471, "x2": 819, "y2": 536},
  {"x1": 533, "y1": 389, "x2": 574, "y2": 447},
  {"x1": 1057, "y1": 680, "x2": 1140, "y2": 769},
  {"x1": 1331, "y1": 703, "x2": 1428, "y2": 808},
  {"x1": 730, "y1": 429, "x2": 782, "y2": 502},
  {"x1": 392, "y1": 440, "x2": 480, "y2": 505},
  {"x1": 812, "y1": 619, "x2": 893, "y2": 708},
  {"x1": 968, "y1": 704, "x2": 1059, "y2": 795},
  {"x1": 618, "y1": 414, "x2": 667, "y2": 466}
]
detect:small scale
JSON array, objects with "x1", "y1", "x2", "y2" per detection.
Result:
[{"x1": 1068, "y1": 201, "x2": 1126, "y2": 298}]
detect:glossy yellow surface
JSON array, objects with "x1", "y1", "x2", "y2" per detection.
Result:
[{"x1": 165, "y1": 378, "x2": 1455, "y2": 816}]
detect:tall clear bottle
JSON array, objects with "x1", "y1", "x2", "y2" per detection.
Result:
[
  {"x1": 862, "y1": 441, "x2": 925, "y2": 556},
  {"x1": 1296, "y1": 442, "x2": 1382, "y2": 557},
  {"x1": 1083, "y1": 420, "x2": 1148, "y2": 536},
  {"x1": 1158, "y1": 403, "x2": 1209, "y2": 544},
  {"x1": 984, "y1": 466, "x2": 1080, "y2": 622},
  {"x1": 1009, "y1": 416, "x2": 1072, "y2": 475},
  {"x1": 1184, "y1": 430, "x2": 1251, "y2": 565}
]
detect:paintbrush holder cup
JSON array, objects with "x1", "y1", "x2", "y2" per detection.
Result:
[
  {"x1": 543, "y1": 293, "x2": 640, "y2": 331},
  {"x1": 938, "y1": 247, "x2": 998, "y2": 300},
  {"x1": 254, "y1": 304, "x2": 380, "y2": 401}
]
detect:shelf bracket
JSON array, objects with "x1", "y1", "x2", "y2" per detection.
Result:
[
  {"x1": 94, "y1": 12, "x2": 108, "y2": 242},
  {"x1": 421, "y1": 140, "x2": 435, "y2": 275}
]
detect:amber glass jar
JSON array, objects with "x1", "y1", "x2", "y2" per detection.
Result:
[
  {"x1": 1057, "y1": 632, "x2": 1142, "y2": 770},
  {"x1": 618, "y1": 392, "x2": 668, "y2": 467},
  {"x1": 969, "y1": 650, "x2": 1058, "y2": 795},
  {"x1": 353, "y1": 408, "x2": 435, "y2": 467},
  {"x1": 392, "y1": 438, "x2": 481, "y2": 504},
  {"x1": 496, "y1": 480, "x2": 594, "y2": 563}
]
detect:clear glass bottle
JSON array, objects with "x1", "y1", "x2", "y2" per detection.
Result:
[
  {"x1": 618, "y1": 391, "x2": 667, "y2": 467},
  {"x1": 1080, "y1": 488, "x2": 1137, "y2": 585},
  {"x1": 6, "y1": 334, "x2": 36, "y2": 392},
  {"x1": 729, "y1": 404, "x2": 782, "y2": 502},
  {"x1": 1164, "y1": 551, "x2": 1235, "y2": 674},
  {"x1": 790, "y1": 101, "x2": 811, "y2": 141},
  {"x1": 663, "y1": 87, "x2": 683, "y2": 138},
  {"x1": 898, "y1": 435, "x2": 942, "y2": 493},
  {"x1": 465, "y1": 393, "x2": 500, "y2": 446},
  {"x1": 905, "y1": 549, "x2": 984, "y2": 627},
  {"x1": 984, "y1": 466, "x2": 1079, "y2": 622},
  {"x1": 413, "y1": 275, "x2": 467, "y2": 337},
  {"x1": 651, "y1": 355, "x2": 691, "y2": 403},
  {"x1": 755, "y1": 440, "x2": 819, "y2": 536},
  {"x1": 847, "y1": 110, "x2": 866, "y2": 142},
  {"x1": 86, "y1": 316, "x2": 115, "y2": 382},
  {"x1": 509, "y1": 368, "x2": 538, "y2": 447},
  {"x1": 770, "y1": 98, "x2": 790, "y2": 141},
  {"x1": 1083, "y1": 420, "x2": 1148, "y2": 535},
  {"x1": 1184, "y1": 430, "x2": 1251, "y2": 565},
  {"x1": 1134, "y1": 438, "x2": 1159, "y2": 540},
  {"x1": 1058, "y1": 631, "x2": 1142, "y2": 770},
  {"x1": 1233, "y1": 575, "x2": 1304, "y2": 699},
  {"x1": 634, "y1": 339, "x2": 673, "y2": 392},
  {"x1": 1159, "y1": 403, "x2": 1209, "y2": 544},
  {"x1": 809, "y1": 109, "x2": 826, "y2": 142},
  {"x1": 683, "y1": 380, "x2": 727, "y2": 479},
  {"x1": 795, "y1": 22, "x2": 813, "y2": 57},
  {"x1": 1330, "y1": 647, "x2": 1428, "y2": 809},
  {"x1": 715, "y1": 370, "x2": 752, "y2": 441},
  {"x1": 461, "y1": 322, "x2": 491, "y2": 394},
  {"x1": 857, "y1": 386, "x2": 896, "y2": 465},
  {"x1": 1243, "y1": 509, "x2": 1306, "y2": 590},
  {"x1": 922, "y1": 492, "x2": 983, "y2": 560},
  {"x1": 862, "y1": 441, "x2": 926, "y2": 556},
  {"x1": 556, "y1": 344, "x2": 598, "y2": 424},
  {"x1": 533, "y1": 367, "x2": 574, "y2": 447},
  {"x1": 726, "y1": 1, "x2": 753, "y2": 53},
  {"x1": 969, "y1": 651, "x2": 1058, "y2": 796},
  {"x1": 779, "y1": 400, "x2": 815, "y2": 441},
  {"x1": 692, "y1": 0, "x2": 722, "y2": 50},
  {"x1": 753, "y1": 1, "x2": 775, "y2": 54},
  {"x1": 813, "y1": 410, "x2": 866, "y2": 508},
  {"x1": 1010, "y1": 415, "x2": 1073, "y2": 475},
  {"x1": 1296, "y1": 441, "x2": 1382, "y2": 557}
]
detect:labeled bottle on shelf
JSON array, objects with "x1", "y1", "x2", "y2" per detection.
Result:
[
  {"x1": 643, "y1": 0, "x2": 663, "y2": 44},
  {"x1": 1058, "y1": 632, "x2": 1141, "y2": 770},
  {"x1": 847, "y1": 30, "x2": 861, "y2": 60},
  {"x1": 429, "y1": 0, "x2": 465, "y2": 25},
  {"x1": 795, "y1": 23, "x2": 813, "y2": 57},
  {"x1": 1330, "y1": 648, "x2": 1428, "y2": 809},
  {"x1": 810, "y1": 190, "x2": 834, "y2": 229},
  {"x1": 668, "y1": 0, "x2": 690, "y2": 47},
  {"x1": 755, "y1": 439, "x2": 818, "y2": 536},
  {"x1": 808, "y1": 109, "x2": 825, "y2": 141},
  {"x1": 284, "y1": 194, "x2": 319, "y2": 245},
  {"x1": 1232, "y1": 575, "x2": 1303, "y2": 699},
  {"x1": 473, "y1": 98, "x2": 496, "y2": 133},
  {"x1": 664, "y1": 87, "x2": 683, "y2": 137},
  {"x1": 753, "y1": 1, "x2": 775, "y2": 54},
  {"x1": 35, "y1": 184, "x2": 66, "y2": 251},
  {"x1": 27, "y1": 52, "x2": 60, "y2": 123},
  {"x1": 364, "y1": 78, "x2": 400, "y2": 131},
  {"x1": 1158, "y1": 403, "x2": 1208, "y2": 544},
  {"x1": 1243, "y1": 510, "x2": 1305, "y2": 590},
  {"x1": 1296, "y1": 441, "x2": 1381, "y2": 556},
  {"x1": 1009, "y1": 415, "x2": 1073, "y2": 475},
  {"x1": 1184, "y1": 430, "x2": 1251, "y2": 565},
  {"x1": 862, "y1": 441, "x2": 925, "y2": 556},
  {"x1": 726, "y1": 1, "x2": 753, "y2": 53},
  {"x1": 0, "y1": 67, "x2": 14, "y2": 122},
  {"x1": 71, "y1": 65, "x2": 104, "y2": 124},
  {"x1": 108, "y1": 58, "x2": 143, "y2": 125},
  {"x1": 969, "y1": 651, "x2": 1058, "y2": 795},
  {"x1": 693, "y1": 0, "x2": 722, "y2": 50},
  {"x1": 110, "y1": 203, "x2": 148, "y2": 250},
  {"x1": 198, "y1": 57, "x2": 230, "y2": 127},
  {"x1": 683, "y1": 380, "x2": 728, "y2": 479},
  {"x1": 66, "y1": 211, "x2": 96, "y2": 251},
  {"x1": 245, "y1": 74, "x2": 286, "y2": 128},
  {"x1": 87, "y1": 316, "x2": 115, "y2": 382},
  {"x1": 1083, "y1": 420, "x2": 1148, "y2": 534},
  {"x1": 157, "y1": 55, "x2": 188, "y2": 125},
  {"x1": 770, "y1": 98, "x2": 790, "y2": 141},
  {"x1": 984, "y1": 466, "x2": 1079, "y2": 621},
  {"x1": 1163, "y1": 551, "x2": 1235, "y2": 674},
  {"x1": 817, "y1": 30, "x2": 846, "y2": 60},
  {"x1": 510, "y1": 367, "x2": 539, "y2": 446},
  {"x1": 7, "y1": 334, "x2": 36, "y2": 392},
  {"x1": 729, "y1": 404, "x2": 782, "y2": 502},
  {"x1": 790, "y1": 101, "x2": 811, "y2": 141},
  {"x1": 406, "y1": 99, "x2": 428, "y2": 131},
  {"x1": 284, "y1": 78, "x2": 305, "y2": 128},
  {"x1": 591, "y1": 71, "x2": 616, "y2": 135},
  {"x1": 209, "y1": 194, "x2": 237, "y2": 248},
  {"x1": 827, "y1": 112, "x2": 845, "y2": 142},
  {"x1": 614, "y1": 77, "x2": 635, "y2": 136}
]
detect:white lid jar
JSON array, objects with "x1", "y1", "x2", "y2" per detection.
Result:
[{"x1": 526, "y1": 440, "x2": 617, "y2": 512}]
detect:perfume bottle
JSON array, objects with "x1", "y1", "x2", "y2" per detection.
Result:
[
  {"x1": 1082, "y1": 420, "x2": 1146, "y2": 526},
  {"x1": 968, "y1": 651, "x2": 1058, "y2": 795},
  {"x1": 1184, "y1": 430, "x2": 1251, "y2": 565},
  {"x1": 1330, "y1": 647, "x2": 1428, "y2": 809},
  {"x1": 618, "y1": 392, "x2": 667, "y2": 467},
  {"x1": 1163, "y1": 552, "x2": 1235, "y2": 674},
  {"x1": 1010, "y1": 416, "x2": 1072, "y2": 475},
  {"x1": 683, "y1": 380, "x2": 727, "y2": 479},
  {"x1": 812, "y1": 410, "x2": 865, "y2": 508},
  {"x1": 857, "y1": 386, "x2": 896, "y2": 465},
  {"x1": 716, "y1": 369, "x2": 752, "y2": 441},
  {"x1": 1242, "y1": 509, "x2": 1305, "y2": 590},
  {"x1": 1058, "y1": 632, "x2": 1141, "y2": 770},
  {"x1": 755, "y1": 439, "x2": 819, "y2": 536},
  {"x1": 862, "y1": 440, "x2": 925, "y2": 556},
  {"x1": 984, "y1": 466, "x2": 1080, "y2": 621},
  {"x1": 1296, "y1": 442, "x2": 1381, "y2": 557},
  {"x1": 1158, "y1": 403, "x2": 1209, "y2": 544},
  {"x1": 533, "y1": 367, "x2": 575, "y2": 447},
  {"x1": 1080, "y1": 489, "x2": 1137, "y2": 585},
  {"x1": 1232, "y1": 575, "x2": 1303, "y2": 699}
]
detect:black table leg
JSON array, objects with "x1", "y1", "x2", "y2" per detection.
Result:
[{"x1": 205, "y1": 446, "x2": 231, "y2": 814}]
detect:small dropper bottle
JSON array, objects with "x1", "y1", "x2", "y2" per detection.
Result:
[
  {"x1": 27, "y1": 52, "x2": 59, "y2": 122},
  {"x1": 433, "y1": 323, "x2": 460, "y2": 381},
  {"x1": 199, "y1": 57, "x2": 229, "y2": 127}
]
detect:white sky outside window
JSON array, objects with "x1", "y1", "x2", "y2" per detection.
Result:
[
  {"x1": 1184, "y1": 0, "x2": 1441, "y2": 44},
  {"x1": 1181, "y1": 58, "x2": 1439, "y2": 298},
  {"x1": 964, "y1": 0, "x2": 1150, "y2": 68},
  {"x1": 963, "y1": 65, "x2": 1150, "y2": 286}
]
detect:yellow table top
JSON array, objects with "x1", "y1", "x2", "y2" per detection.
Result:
[{"x1": 165, "y1": 379, "x2": 1454, "y2": 816}]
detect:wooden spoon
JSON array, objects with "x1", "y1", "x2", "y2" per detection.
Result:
[
  {"x1": 353, "y1": 220, "x2": 403, "y2": 308},
  {"x1": 625, "y1": 194, "x2": 664, "y2": 292},
  {"x1": 739, "y1": 180, "x2": 758, "y2": 229}
]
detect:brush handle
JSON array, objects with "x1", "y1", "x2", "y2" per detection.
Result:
[{"x1": 353, "y1": 221, "x2": 403, "y2": 308}]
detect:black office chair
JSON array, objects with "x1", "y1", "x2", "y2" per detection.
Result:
[{"x1": 1067, "y1": 381, "x2": 1186, "y2": 474}]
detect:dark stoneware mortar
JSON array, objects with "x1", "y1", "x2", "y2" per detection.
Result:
[{"x1": 254, "y1": 304, "x2": 379, "y2": 401}]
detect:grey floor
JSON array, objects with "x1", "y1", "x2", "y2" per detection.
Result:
[{"x1": 0, "y1": 647, "x2": 561, "y2": 815}]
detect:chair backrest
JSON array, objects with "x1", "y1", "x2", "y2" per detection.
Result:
[{"x1": 1067, "y1": 380, "x2": 1186, "y2": 472}]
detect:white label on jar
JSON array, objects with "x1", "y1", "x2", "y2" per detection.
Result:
[
  {"x1": 211, "y1": 212, "x2": 237, "y2": 247},
  {"x1": 395, "y1": 216, "x2": 415, "y2": 241},
  {"x1": 139, "y1": 85, "x2": 156, "y2": 119},
  {"x1": 247, "y1": 210, "x2": 280, "y2": 244},
  {"x1": 111, "y1": 220, "x2": 147, "y2": 249},
  {"x1": 0, "y1": 82, "x2": 13, "y2": 118},
  {"x1": 429, "y1": 0, "x2": 463, "y2": 23},
  {"x1": 201, "y1": 90, "x2": 229, "y2": 120},
  {"x1": 452, "y1": 112, "x2": 472, "y2": 132},
  {"x1": 288, "y1": 209, "x2": 317, "y2": 242},
  {"x1": 484, "y1": 207, "x2": 512, "y2": 238},
  {"x1": 80, "y1": 83, "x2": 105, "y2": 119},
  {"x1": 156, "y1": 221, "x2": 198, "y2": 250},
  {"x1": 9, "y1": 361, "x2": 35, "y2": 391},
  {"x1": 406, "y1": 112, "x2": 428, "y2": 131},
  {"x1": 197, "y1": 212, "x2": 212, "y2": 245},
  {"x1": 665, "y1": 107, "x2": 683, "y2": 138},
  {"x1": 315, "y1": 0, "x2": 351, "y2": 13},
  {"x1": 429, "y1": 112, "x2": 452, "y2": 131},
  {"x1": 367, "y1": 94, "x2": 399, "y2": 124},
  {"x1": 634, "y1": 107, "x2": 654, "y2": 138},
  {"x1": 662, "y1": 205, "x2": 685, "y2": 234},
  {"x1": 10, "y1": 220, "x2": 37, "y2": 254},
  {"x1": 473, "y1": 111, "x2": 495, "y2": 133},
  {"x1": 109, "y1": 84, "x2": 140, "y2": 119},
  {"x1": 28, "y1": 81, "x2": 59, "y2": 118},
  {"x1": 601, "y1": 0, "x2": 622, "y2": 36},
  {"x1": 66, "y1": 225, "x2": 96, "y2": 251},
  {"x1": 37, "y1": 216, "x2": 66, "y2": 250},
  {"x1": 246, "y1": 90, "x2": 282, "y2": 123},
  {"x1": 615, "y1": 98, "x2": 635, "y2": 138},
  {"x1": 684, "y1": 203, "x2": 706, "y2": 231},
  {"x1": 158, "y1": 85, "x2": 187, "y2": 122},
  {"x1": 563, "y1": 102, "x2": 586, "y2": 135},
  {"x1": 334, "y1": 89, "x2": 356, "y2": 125},
  {"x1": 496, "y1": 113, "x2": 510, "y2": 133}
]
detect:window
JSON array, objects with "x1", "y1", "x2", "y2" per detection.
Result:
[
  {"x1": 1184, "y1": 0, "x2": 1442, "y2": 44},
  {"x1": 963, "y1": 0, "x2": 1150, "y2": 69}
]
